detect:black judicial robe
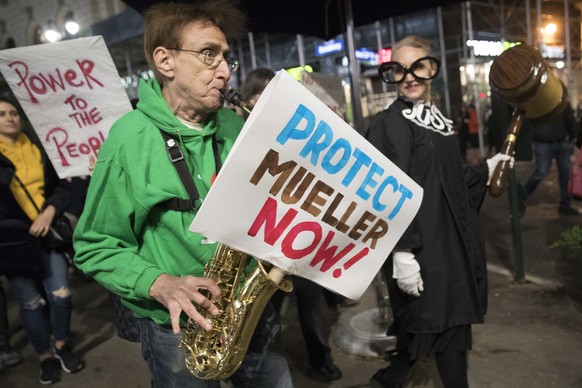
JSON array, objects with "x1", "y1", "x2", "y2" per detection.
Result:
[{"x1": 367, "y1": 98, "x2": 489, "y2": 336}]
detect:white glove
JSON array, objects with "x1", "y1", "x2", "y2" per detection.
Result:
[
  {"x1": 486, "y1": 153, "x2": 514, "y2": 185},
  {"x1": 392, "y1": 251, "x2": 424, "y2": 297}
]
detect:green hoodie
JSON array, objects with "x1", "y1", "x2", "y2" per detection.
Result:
[{"x1": 74, "y1": 78, "x2": 244, "y2": 325}]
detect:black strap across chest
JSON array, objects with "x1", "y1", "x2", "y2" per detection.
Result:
[
  {"x1": 159, "y1": 130, "x2": 222, "y2": 212},
  {"x1": 13, "y1": 174, "x2": 43, "y2": 212}
]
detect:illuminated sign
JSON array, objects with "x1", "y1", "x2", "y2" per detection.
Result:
[
  {"x1": 540, "y1": 44, "x2": 565, "y2": 59},
  {"x1": 466, "y1": 40, "x2": 520, "y2": 56},
  {"x1": 378, "y1": 48, "x2": 392, "y2": 64},
  {"x1": 356, "y1": 48, "x2": 378, "y2": 63},
  {"x1": 316, "y1": 39, "x2": 344, "y2": 56},
  {"x1": 317, "y1": 39, "x2": 378, "y2": 63}
]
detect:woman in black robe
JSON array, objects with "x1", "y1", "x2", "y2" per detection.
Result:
[{"x1": 366, "y1": 36, "x2": 511, "y2": 388}]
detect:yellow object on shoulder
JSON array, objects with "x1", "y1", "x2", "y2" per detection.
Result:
[{"x1": 0, "y1": 132, "x2": 44, "y2": 220}]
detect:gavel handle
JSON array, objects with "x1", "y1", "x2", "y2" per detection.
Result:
[{"x1": 488, "y1": 109, "x2": 525, "y2": 197}]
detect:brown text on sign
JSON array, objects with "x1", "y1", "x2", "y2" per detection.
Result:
[{"x1": 250, "y1": 148, "x2": 388, "y2": 249}]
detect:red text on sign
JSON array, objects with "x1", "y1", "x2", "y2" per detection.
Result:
[
  {"x1": 64, "y1": 95, "x2": 103, "y2": 128},
  {"x1": 45, "y1": 127, "x2": 105, "y2": 167},
  {"x1": 8, "y1": 59, "x2": 104, "y2": 104},
  {"x1": 247, "y1": 197, "x2": 369, "y2": 278}
]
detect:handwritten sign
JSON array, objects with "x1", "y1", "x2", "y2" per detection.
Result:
[
  {"x1": 0, "y1": 36, "x2": 132, "y2": 178},
  {"x1": 190, "y1": 71, "x2": 423, "y2": 300}
]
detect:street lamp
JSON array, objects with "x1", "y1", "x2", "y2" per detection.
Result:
[
  {"x1": 43, "y1": 20, "x2": 61, "y2": 42},
  {"x1": 541, "y1": 22, "x2": 557, "y2": 35},
  {"x1": 64, "y1": 11, "x2": 79, "y2": 36},
  {"x1": 43, "y1": 10, "x2": 79, "y2": 43}
]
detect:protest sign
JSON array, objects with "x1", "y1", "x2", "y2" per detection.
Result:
[
  {"x1": 300, "y1": 71, "x2": 345, "y2": 119},
  {"x1": 190, "y1": 70, "x2": 423, "y2": 300},
  {"x1": 0, "y1": 36, "x2": 132, "y2": 178}
]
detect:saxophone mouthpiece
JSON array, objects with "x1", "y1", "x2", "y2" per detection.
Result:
[{"x1": 221, "y1": 83, "x2": 252, "y2": 114}]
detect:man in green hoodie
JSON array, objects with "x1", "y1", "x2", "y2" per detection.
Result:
[{"x1": 73, "y1": 1, "x2": 293, "y2": 387}]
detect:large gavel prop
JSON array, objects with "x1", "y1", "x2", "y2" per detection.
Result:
[{"x1": 488, "y1": 44, "x2": 568, "y2": 197}]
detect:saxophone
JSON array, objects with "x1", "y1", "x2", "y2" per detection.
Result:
[{"x1": 180, "y1": 86, "x2": 293, "y2": 380}]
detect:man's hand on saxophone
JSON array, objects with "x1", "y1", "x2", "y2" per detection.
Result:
[{"x1": 149, "y1": 274, "x2": 221, "y2": 334}]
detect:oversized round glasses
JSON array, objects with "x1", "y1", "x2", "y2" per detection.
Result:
[
  {"x1": 167, "y1": 48, "x2": 240, "y2": 72},
  {"x1": 379, "y1": 56, "x2": 440, "y2": 84}
]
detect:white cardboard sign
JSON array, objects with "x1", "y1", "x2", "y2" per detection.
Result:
[
  {"x1": 0, "y1": 36, "x2": 132, "y2": 178},
  {"x1": 190, "y1": 70, "x2": 423, "y2": 300}
]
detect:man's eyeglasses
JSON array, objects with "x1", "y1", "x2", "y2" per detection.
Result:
[
  {"x1": 379, "y1": 56, "x2": 440, "y2": 84},
  {"x1": 167, "y1": 48, "x2": 239, "y2": 72}
]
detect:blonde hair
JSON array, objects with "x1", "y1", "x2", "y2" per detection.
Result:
[{"x1": 393, "y1": 35, "x2": 433, "y2": 57}]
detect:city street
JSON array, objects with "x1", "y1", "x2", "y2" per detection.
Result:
[{"x1": 1, "y1": 152, "x2": 582, "y2": 387}]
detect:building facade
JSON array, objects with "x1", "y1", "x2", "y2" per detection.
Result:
[{"x1": 1, "y1": 0, "x2": 581, "y2": 141}]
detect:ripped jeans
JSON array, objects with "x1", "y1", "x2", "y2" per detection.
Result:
[{"x1": 6, "y1": 249, "x2": 72, "y2": 355}]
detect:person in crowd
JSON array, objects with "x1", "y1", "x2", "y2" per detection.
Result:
[
  {"x1": 73, "y1": 2, "x2": 293, "y2": 387},
  {"x1": 0, "y1": 96, "x2": 84, "y2": 384},
  {"x1": 238, "y1": 67, "x2": 277, "y2": 118},
  {"x1": 467, "y1": 102, "x2": 479, "y2": 149},
  {"x1": 576, "y1": 102, "x2": 582, "y2": 147},
  {"x1": 483, "y1": 103, "x2": 495, "y2": 156},
  {"x1": 287, "y1": 277, "x2": 342, "y2": 381},
  {"x1": 366, "y1": 36, "x2": 511, "y2": 388},
  {"x1": 239, "y1": 67, "x2": 343, "y2": 381},
  {"x1": 488, "y1": 90, "x2": 514, "y2": 155},
  {"x1": 522, "y1": 101, "x2": 580, "y2": 215},
  {"x1": 455, "y1": 104, "x2": 470, "y2": 162},
  {"x1": 0, "y1": 279, "x2": 22, "y2": 367}
]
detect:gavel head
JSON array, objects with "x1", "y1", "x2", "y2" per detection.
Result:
[{"x1": 489, "y1": 44, "x2": 567, "y2": 121}]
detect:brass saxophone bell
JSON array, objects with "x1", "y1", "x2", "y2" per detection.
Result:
[{"x1": 180, "y1": 245, "x2": 292, "y2": 380}]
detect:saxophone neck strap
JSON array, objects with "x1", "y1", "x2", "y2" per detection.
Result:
[{"x1": 159, "y1": 130, "x2": 221, "y2": 212}]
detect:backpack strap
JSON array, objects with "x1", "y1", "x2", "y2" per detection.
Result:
[{"x1": 159, "y1": 130, "x2": 221, "y2": 212}]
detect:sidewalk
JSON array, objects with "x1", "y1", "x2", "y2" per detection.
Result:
[
  {"x1": 479, "y1": 157, "x2": 582, "y2": 306},
  {"x1": 2, "y1": 268, "x2": 581, "y2": 388},
  {"x1": 2, "y1": 155, "x2": 582, "y2": 387},
  {"x1": 288, "y1": 271, "x2": 582, "y2": 388}
]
